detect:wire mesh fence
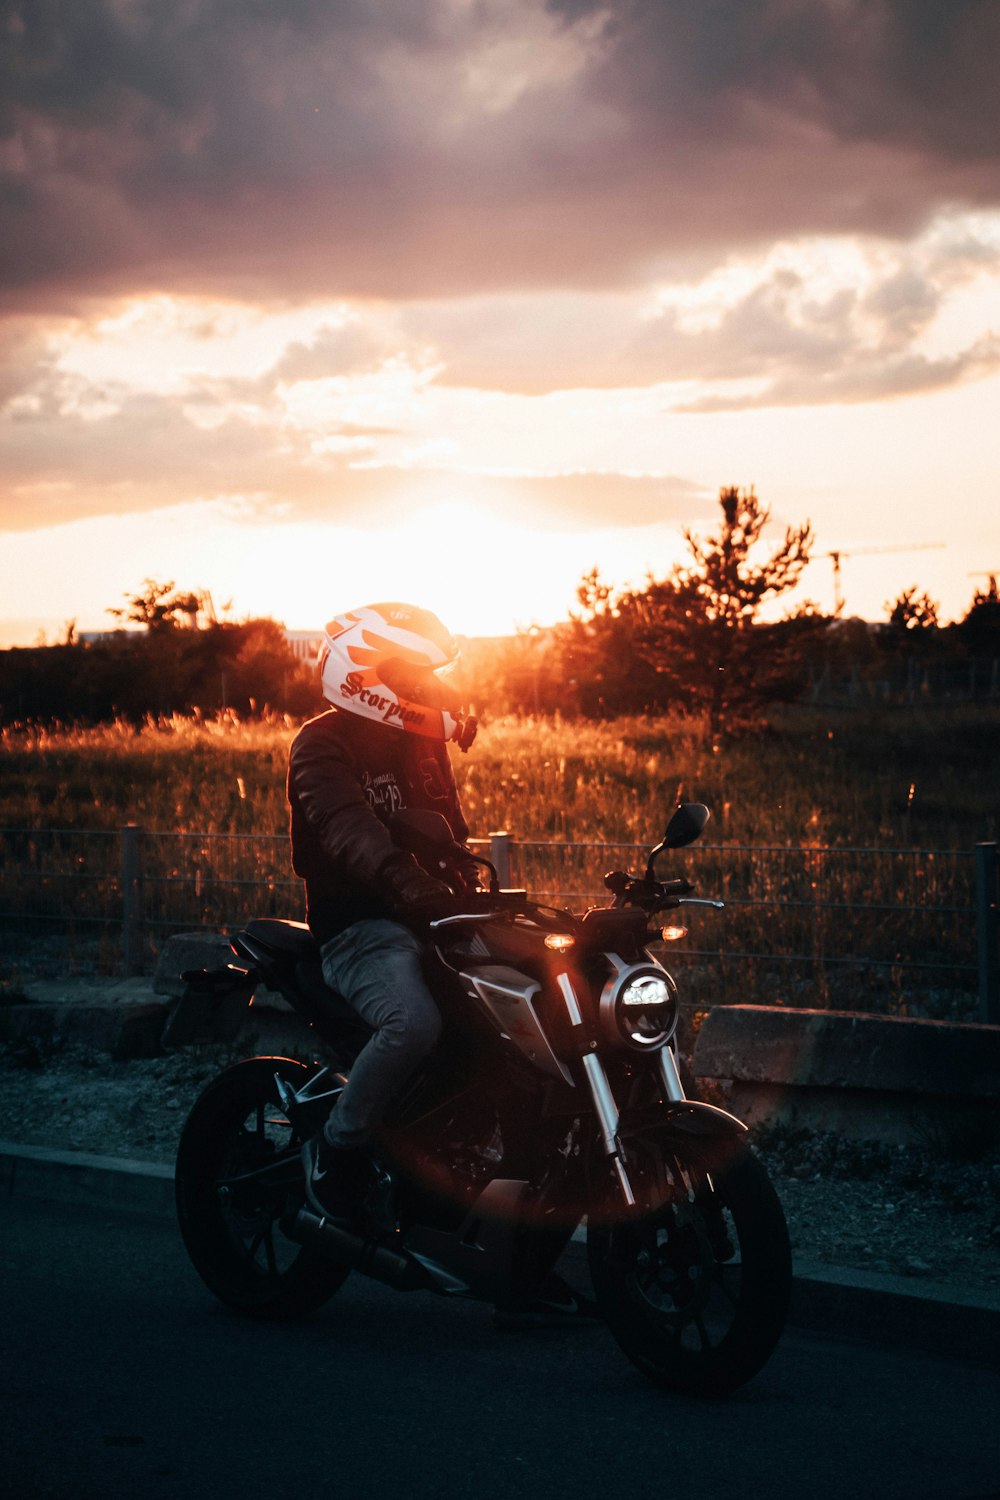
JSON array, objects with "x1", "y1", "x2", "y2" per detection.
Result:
[
  {"x1": 0, "y1": 826, "x2": 303, "y2": 978},
  {"x1": 0, "y1": 825, "x2": 994, "y2": 1023},
  {"x1": 0, "y1": 826, "x2": 123, "y2": 930},
  {"x1": 137, "y1": 831, "x2": 304, "y2": 934},
  {"x1": 501, "y1": 839, "x2": 983, "y2": 1020}
]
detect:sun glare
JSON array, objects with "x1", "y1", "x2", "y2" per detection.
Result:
[
  {"x1": 228, "y1": 499, "x2": 574, "y2": 637},
  {"x1": 167, "y1": 490, "x2": 687, "y2": 641}
]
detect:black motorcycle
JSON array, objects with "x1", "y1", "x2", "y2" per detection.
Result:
[{"x1": 174, "y1": 804, "x2": 791, "y2": 1396}]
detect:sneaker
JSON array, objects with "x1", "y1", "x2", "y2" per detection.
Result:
[
  {"x1": 301, "y1": 1134, "x2": 368, "y2": 1227},
  {"x1": 493, "y1": 1273, "x2": 603, "y2": 1330}
]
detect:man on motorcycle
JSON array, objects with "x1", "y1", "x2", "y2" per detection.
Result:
[
  {"x1": 288, "y1": 603, "x2": 596, "y2": 1325},
  {"x1": 287, "y1": 602, "x2": 480, "y2": 1227}
]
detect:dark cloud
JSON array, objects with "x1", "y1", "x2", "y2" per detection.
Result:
[
  {"x1": 672, "y1": 333, "x2": 1000, "y2": 412},
  {"x1": 2, "y1": 0, "x2": 1000, "y2": 309},
  {"x1": 398, "y1": 235, "x2": 1000, "y2": 406},
  {"x1": 643, "y1": 261, "x2": 1000, "y2": 410},
  {"x1": 552, "y1": 0, "x2": 1000, "y2": 158}
]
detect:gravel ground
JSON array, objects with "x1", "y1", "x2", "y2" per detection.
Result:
[{"x1": 2, "y1": 1037, "x2": 998, "y2": 1297}]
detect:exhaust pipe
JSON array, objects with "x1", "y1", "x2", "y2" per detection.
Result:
[{"x1": 288, "y1": 1207, "x2": 436, "y2": 1293}]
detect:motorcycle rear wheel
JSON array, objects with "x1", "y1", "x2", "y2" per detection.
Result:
[
  {"x1": 588, "y1": 1137, "x2": 791, "y2": 1396},
  {"x1": 176, "y1": 1056, "x2": 349, "y2": 1318}
]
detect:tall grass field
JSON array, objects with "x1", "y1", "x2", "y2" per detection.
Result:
[
  {"x1": 2, "y1": 703, "x2": 997, "y2": 846},
  {"x1": 1, "y1": 703, "x2": 996, "y2": 1019}
]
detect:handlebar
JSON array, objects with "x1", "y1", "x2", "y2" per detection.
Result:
[
  {"x1": 603, "y1": 869, "x2": 725, "y2": 914},
  {"x1": 428, "y1": 909, "x2": 507, "y2": 931},
  {"x1": 424, "y1": 874, "x2": 725, "y2": 939}
]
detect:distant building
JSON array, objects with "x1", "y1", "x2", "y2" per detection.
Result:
[
  {"x1": 78, "y1": 630, "x2": 141, "y2": 645},
  {"x1": 283, "y1": 630, "x2": 325, "y2": 664},
  {"x1": 78, "y1": 626, "x2": 325, "y2": 663}
]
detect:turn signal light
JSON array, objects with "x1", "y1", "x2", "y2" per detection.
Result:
[{"x1": 660, "y1": 923, "x2": 689, "y2": 942}]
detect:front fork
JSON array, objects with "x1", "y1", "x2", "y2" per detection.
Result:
[
  {"x1": 658, "y1": 1044, "x2": 687, "y2": 1104},
  {"x1": 580, "y1": 1052, "x2": 637, "y2": 1207},
  {"x1": 558, "y1": 967, "x2": 688, "y2": 1210}
]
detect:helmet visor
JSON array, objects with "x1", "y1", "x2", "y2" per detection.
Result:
[{"x1": 379, "y1": 655, "x2": 463, "y2": 715}]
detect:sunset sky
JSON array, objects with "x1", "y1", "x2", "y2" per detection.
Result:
[{"x1": 2, "y1": 0, "x2": 999, "y2": 645}]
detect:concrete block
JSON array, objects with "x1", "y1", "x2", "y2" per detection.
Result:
[
  {"x1": 0, "y1": 1001, "x2": 171, "y2": 1059},
  {"x1": 109, "y1": 1003, "x2": 171, "y2": 1059},
  {"x1": 0, "y1": 1004, "x2": 55, "y2": 1048},
  {"x1": 693, "y1": 1004, "x2": 1000, "y2": 1142},
  {"x1": 693, "y1": 1005, "x2": 1000, "y2": 1099}
]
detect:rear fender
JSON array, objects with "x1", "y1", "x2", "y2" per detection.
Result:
[{"x1": 162, "y1": 964, "x2": 254, "y2": 1047}]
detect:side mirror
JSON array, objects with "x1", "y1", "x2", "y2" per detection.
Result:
[
  {"x1": 645, "y1": 803, "x2": 710, "y2": 880},
  {"x1": 663, "y1": 802, "x2": 711, "y2": 849}
]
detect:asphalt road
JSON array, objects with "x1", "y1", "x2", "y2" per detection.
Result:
[{"x1": 1, "y1": 1197, "x2": 998, "y2": 1500}]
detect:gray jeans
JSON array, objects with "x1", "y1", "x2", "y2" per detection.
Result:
[{"x1": 319, "y1": 918, "x2": 442, "y2": 1150}]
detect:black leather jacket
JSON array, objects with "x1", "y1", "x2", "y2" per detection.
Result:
[{"x1": 287, "y1": 707, "x2": 471, "y2": 943}]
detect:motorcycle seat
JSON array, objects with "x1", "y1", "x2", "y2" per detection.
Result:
[{"x1": 241, "y1": 919, "x2": 370, "y2": 1030}]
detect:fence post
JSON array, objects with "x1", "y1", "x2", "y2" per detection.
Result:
[
  {"x1": 121, "y1": 823, "x2": 143, "y2": 976},
  {"x1": 489, "y1": 831, "x2": 512, "y2": 890},
  {"x1": 976, "y1": 842, "x2": 999, "y2": 1025}
]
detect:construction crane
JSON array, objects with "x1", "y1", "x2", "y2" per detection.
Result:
[{"x1": 824, "y1": 543, "x2": 944, "y2": 616}]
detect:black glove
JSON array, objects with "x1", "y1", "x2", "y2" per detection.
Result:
[
  {"x1": 379, "y1": 854, "x2": 456, "y2": 924},
  {"x1": 453, "y1": 853, "x2": 489, "y2": 895}
]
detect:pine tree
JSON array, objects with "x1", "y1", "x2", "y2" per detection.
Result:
[{"x1": 636, "y1": 486, "x2": 813, "y2": 737}]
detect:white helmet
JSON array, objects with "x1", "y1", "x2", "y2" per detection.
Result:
[{"x1": 318, "y1": 602, "x2": 478, "y2": 750}]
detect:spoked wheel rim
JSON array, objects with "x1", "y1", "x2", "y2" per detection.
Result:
[
  {"x1": 214, "y1": 1096, "x2": 304, "y2": 1281},
  {"x1": 588, "y1": 1136, "x2": 791, "y2": 1394},
  {"x1": 176, "y1": 1058, "x2": 349, "y2": 1317},
  {"x1": 610, "y1": 1181, "x2": 744, "y2": 1357}
]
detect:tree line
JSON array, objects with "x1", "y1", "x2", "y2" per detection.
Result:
[
  {"x1": 0, "y1": 592, "x2": 319, "y2": 724},
  {"x1": 2, "y1": 492, "x2": 998, "y2": 732},
  {"x1": 465, "y1": 488, "x2": 1000, "y2": 735}
]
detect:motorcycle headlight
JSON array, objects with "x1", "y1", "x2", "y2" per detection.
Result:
[{"x1": 599, "y1": 965, "x2": 678, "y2": 1051}]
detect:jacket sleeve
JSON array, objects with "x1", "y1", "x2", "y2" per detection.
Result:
[
  {"x1": 437, "y1": 743, "x2": 471, "y2": 845},
  {"x1": 288, "y1": 720, "x2": 411, "y2": 891}
]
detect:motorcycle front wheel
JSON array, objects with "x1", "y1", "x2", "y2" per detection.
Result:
[
  {"x1": 588, "y1": 1136, "x2": 791, "y2": 1396},
  {"x1": 176, "y1": 1056, "x2": 349, "y2": 1318}
]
